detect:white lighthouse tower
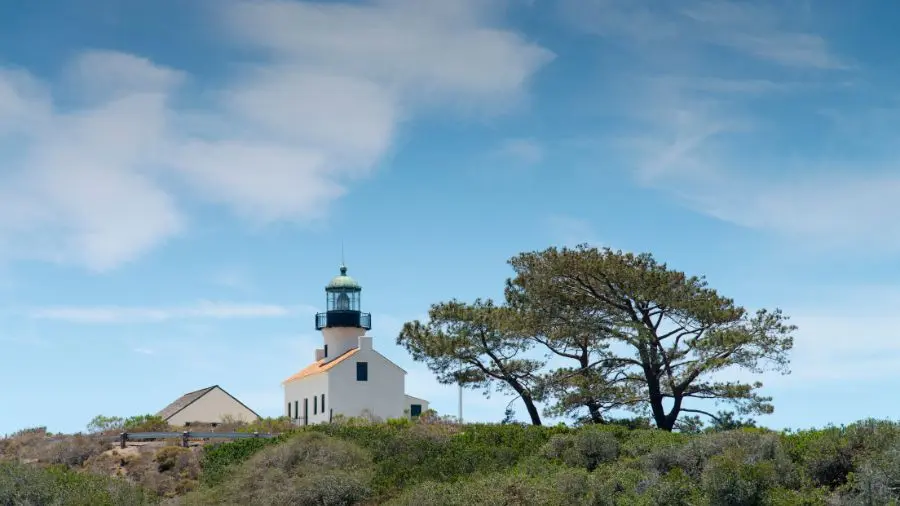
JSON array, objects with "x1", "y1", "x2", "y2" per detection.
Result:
[
  {"x1": 282, "y1": 264, "x2": 429, "y2": 425},
  {"x1": 317, "y1": 264, "x2": 370, "y2": 360}
]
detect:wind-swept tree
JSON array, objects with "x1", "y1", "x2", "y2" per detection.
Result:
[
  {"x1": 397, "y1": 299, "x2": 545, "y2": 425},
  {"x1": 506, "y1": 245, "x2": 795, "y2": 431}
]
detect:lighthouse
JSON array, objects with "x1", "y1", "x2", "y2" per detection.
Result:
[
  {"x1": 315, "y1": 264, "x2": 371, "y2": 361},
  {"x1": 282, "y1": 264, "x2": 429, "y2": 425}
]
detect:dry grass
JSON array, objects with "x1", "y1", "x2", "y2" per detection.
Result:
[
  {"x1": 0, "y1": 427, "x2": 108, "y2": 466},
  {"x1": 84, "y1": 442, "x2": 203, "y2": 498}
]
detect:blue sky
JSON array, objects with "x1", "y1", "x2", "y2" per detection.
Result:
[{"x1": 2, "y1": 0, "x2": 899, "y2": 435}]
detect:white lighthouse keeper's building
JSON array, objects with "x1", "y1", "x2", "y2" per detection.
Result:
[{"x1": 282, "y1": 265, "x2": 429, "y2": 425}]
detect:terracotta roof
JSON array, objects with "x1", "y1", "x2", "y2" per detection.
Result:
[
  {"x1": 157, "y1": 386, "x2": 216, "y2": 421},
  {"x1": 283, "y1": 348, "x2": 359, "y2": 384}
]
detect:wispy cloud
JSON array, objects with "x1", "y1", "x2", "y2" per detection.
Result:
[
  {"x1": 562, "y1": 0, "x2": 847, "y2": 69},
  {"x1": 561, "y1": 1, "x2": 900, "y2": 252},
  {"x1": 29, "y1": 301, "x2": 310, "y2": 323},
  {"x1": 0, "y1": 0, "x2": 553, "y2": 272}
]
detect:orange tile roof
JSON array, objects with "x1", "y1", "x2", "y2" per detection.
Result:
[{"x1": 282, "y1": 347, "x2": 359, "y2": 384}]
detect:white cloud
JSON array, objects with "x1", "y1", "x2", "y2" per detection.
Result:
[
  {"x1": 63, "y1": 50, "x2": 186, "y2": 103},
  {"x1": 29, "y1": 301, "x2": 308, "y2": 323},
  {"x1": 0, "y1": 0, "x2": 553, "y2": 271},
  {"x1": 0, "y1": 53, "x2": 183, "y2": 271}
]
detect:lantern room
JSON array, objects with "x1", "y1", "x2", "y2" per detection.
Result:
[{"x1": 315, "y1": 265, "x2": 371, "y2": 330}]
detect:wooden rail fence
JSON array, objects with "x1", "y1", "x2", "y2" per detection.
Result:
[{"x1": 117, "y1": 431, "x2": 278, "y2": 448}]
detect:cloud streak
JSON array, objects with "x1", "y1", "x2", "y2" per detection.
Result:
[
  {"x1": 564, "y1": 0, "x2": 900, "y2": 252},
  {"x1": 29, "y1": 301, "x2": 309, "y2": 323}
]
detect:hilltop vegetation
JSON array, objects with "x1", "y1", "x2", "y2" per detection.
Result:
[{"x1": 3, "y1": 415, "x2": 900, "y2": 505}]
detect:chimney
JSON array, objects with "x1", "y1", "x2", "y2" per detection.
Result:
[
  {"x1": 315, "y1": 348, "x2": 325, "y2": 361},
  {"x1": 359, "y1": 335, "x2": 373, "y2": 351}
]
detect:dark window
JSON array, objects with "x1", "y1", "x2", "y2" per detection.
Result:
[
  {"x1": 324, "y1": 344, "x2": 328, "y2": 357},
  {"x1": 321, "y1": 394, "x2": 325, "y2": 411},
  {"x1": 411, "y1": 404, "x2": 422, "y2": 417},
  {"x1": 314, "y1": 395, "x2": 318, "y2": 415},
  {"x1": 303, "y1": 398, "x2": 308, "y2": 426},
  {"x1": 356, "y1": 361, "x2": 368, "y2": 381},
  {"x1": 287, "y1": 402, "x2": 291, "y2": 418},
  {"x1": 294, "y1": 401, "x2": 298, "y2": 420}
]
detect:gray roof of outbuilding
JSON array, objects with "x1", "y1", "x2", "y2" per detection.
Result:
[{"x1": 156, "y1": 386, "x2": 217, "y2": 421}]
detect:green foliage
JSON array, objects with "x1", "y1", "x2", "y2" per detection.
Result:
[
  {"x1": 87, "y1": 415, "x2": 125, "y2": 434},
  {"x1": 13, "y1": 417, "x2": 900, "y2": 504},
  {"x1": 647, "y1": 468, "x2": 703, "y2": 506},
  {"x1": 387, "y1": 464, "x2": 595, "y2": 506},
  {"x1": 233, "y1": 416, "x2": 296, "y2": 434},
  {"x1": 701, "y1": 450, "x2": 777, "y2": 506},
  {"x1": 397, "y1": 299, "x2": 545, "y2": 425},
  {"x1": 199, "y1": 432, "x2": 293, "y2": 486},
  {"x1": 0, "y1": 461, "x2": 153, "y2": 505},
  {"x1": 539, "y1": 427, "x2": 619, "y2": 471},
  {"x1": 646, "y1": 429, "x2": 796, "y2": 486},
  {"x1": 124, "y1": 414, "x2": 168, "y2": 432},
  {"x1": 843, "y1": 437, "x2": 900, "y2": 505},
  {"x1": 504, "y1": 245, "x2": 796, "y2": 430},
  {"x1": 619, "y1": 427, "x2": 689, "y2": 458},
  {"x1": 185, "y1": 432, "x2": 373, "y2": 505}
]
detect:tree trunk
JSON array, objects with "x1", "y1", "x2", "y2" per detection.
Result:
[
  {"x1": 520, "y1": 393, "x2": 542, "y2": 426},
  {"x1": 645, "y1": 367, "x2": 671, "y2": 430},
  {"x1": 585, "y1": 399, "x2": 605, "y2": 424}
]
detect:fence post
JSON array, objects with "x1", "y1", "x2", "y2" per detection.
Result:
[
  {"x1": 182, "y1": 431, "x2": 189, "y2": 448},
  {"x1": 120, "y1": 432, "x2": 127, "y2": 449}
]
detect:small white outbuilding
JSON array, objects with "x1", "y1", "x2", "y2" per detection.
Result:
[
  {"x1": 157, "y1": 385, "x2": 260, "y2": 426},
  {"x1": 282, "y1": 265, "x2": 429, "y2": 425}
]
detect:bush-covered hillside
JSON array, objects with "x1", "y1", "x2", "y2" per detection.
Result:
[{"x1": 3, "y1": 416, "x2": 900, "y2": 505}]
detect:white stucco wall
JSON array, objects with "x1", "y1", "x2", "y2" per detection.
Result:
[
  {"x1": 328, "y1": 342, "x2": 407, "y2": 421},
  {"x1": 284, "y1": 372, "x2": 330, "y2": 425},
  {"x1": 167, "y1": 387, "x2": 259, "y2": 426},
  {"x1": 322, "y1": 327, "x2": 366, "y2": 360}
]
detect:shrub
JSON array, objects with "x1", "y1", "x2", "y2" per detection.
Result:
[
  {"x1": 765, "y1": 486, "x2": 832, "y2": 506},
  {"x1": 124, "y1": 415, "x2": 169, "y2": 433},
  {"x1": 588, "y1": 464, "x2": 650, "y2": 505},
  {"x1": 87, "y1": 415, "x2": 125, "y2": 434},
  {"x1": 387, "y1": 465, "x2": 593, "y2": 506},
  {"x1": 701, "y1": 450, "x2": 777, "y2": 506},
  {"x1": 646, "y1": 468, "x2": 702, "y2": 506},
  {"x1": 234, "y1": 416, "x2": 296, "y2": 434},
  {"x1": 785, "y1": 427, "x2": 855, "y2": 488},
  {"x1": 185, "y1": 431, "x2": 373, "y2": 505},
  {"x1": 38, "y1": 434, "x2": 108, "y2": 467},
  {"x1": 843, "y1": 439, "x2": 900, "y2": 505},
  {"x1": 646, "y1": 429, "x2": 794, "y2": 484},
  {"x1": 619, "y1": 428, "x2": 689, "y2": 459},
  {"x1": 0, "y1": 426, "x2": 50, "y2": 460},
  {"x1": 302, "y1": 421, "x2": 565, "y2": 495},
  {"x1": 199, "y1": 432, "x2": 291, "y2": 486},
  {"x1": 540, "y1": 428, "x2": 619, "y2": 471},
  {"x1": 0, "y1": 461, "x2": 152, "y2": 505}
]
